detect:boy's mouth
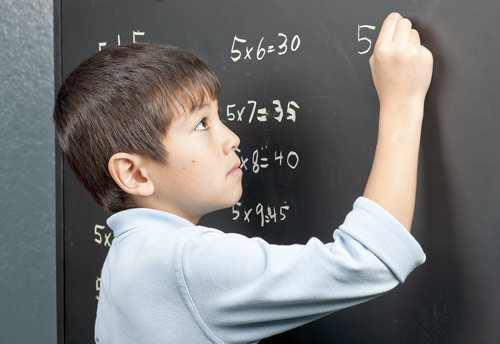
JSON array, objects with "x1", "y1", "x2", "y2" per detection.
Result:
[{"x1": 227, "y1": 160, "x2": 242, "y2": 177}]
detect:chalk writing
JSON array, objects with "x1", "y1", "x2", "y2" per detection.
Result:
[
  {"x1": 230, "y1": 33, "x2": 301, "y2": 62},
  {"x1": 226, "y1": 100, "x2": 299, "y2": 123},
  {"x1": 236, "y1": 147, "x2": 299, "y2": 174},
  {"x1": 232, "y1": 201, "x2": 290, "y2": 227},
  {"x1": 95, "y1": 276, "x2": 101, "y2": 301},
  {"x1": 98, "y1": 30, "x2": 145, "y2": 51},
  {"x1": 357, "y1": 25, "x2": 376, "y2": 55},
  {"x1": 94, "y1": 224, "x2": 113, "y2": 247}
]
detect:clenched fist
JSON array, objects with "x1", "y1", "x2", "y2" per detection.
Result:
[{"x1": 370, "y1": 12, "x2": 433, "y2": 117}]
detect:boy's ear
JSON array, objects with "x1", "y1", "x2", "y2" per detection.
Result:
[{"x1": 108, "y1": 152, "x2": 154, "y2": 196}]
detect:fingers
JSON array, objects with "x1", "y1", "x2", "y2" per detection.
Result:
[
  {"x1": 409, "y1": 29, "x2": 421, "y2": 46},
  {"x1": 375, "y1": 12, "x2": 402, "y2": 45},
  {"x1": 393, "y1": 18, "x2": 412, "y2": 43},
  {"x1": 376, "y1": 12, "x2": 422, "y2": 46}
]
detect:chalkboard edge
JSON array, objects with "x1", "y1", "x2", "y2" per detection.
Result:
[{"x1": 53, "y1": 0, "x2": 65, "y2": 342}]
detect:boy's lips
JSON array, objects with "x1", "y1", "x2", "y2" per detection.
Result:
[{"x1": 227, "y1": 160, "x2": 243, "y2": 177}]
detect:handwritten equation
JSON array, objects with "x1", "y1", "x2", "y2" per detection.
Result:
[
  {"x1": 232, "y1": 201, "x2": 290, "y2": 227},
  {"x1": 230, "y1": 33, "x2": 301, "y2": 62},
  {"x1": 237, "y1": 147, "x2": 299, "y2": 174},
  {"x1": 226, "y1": 100, "x2": 299, "y2": 124}
]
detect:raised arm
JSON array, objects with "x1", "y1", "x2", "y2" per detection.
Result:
[{"x1": 363, "y1": 12, "x2": 433, "y2": 231}]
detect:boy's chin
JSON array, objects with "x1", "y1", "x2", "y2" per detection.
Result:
[
  {"x1": 200, "y1": 187, "x2": 243, "y2": 216},
  {"x1": 211, "y1": 193, "x2": 243, "y2": 213}
]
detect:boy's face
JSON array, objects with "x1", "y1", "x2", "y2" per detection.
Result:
[{"x1": 142, "y1": 99, "x2": 242, "y2": 224}]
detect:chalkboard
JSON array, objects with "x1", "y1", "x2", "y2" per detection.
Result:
[{"x1": 55, "y1": 0, "x2": 500, "y2": 343}]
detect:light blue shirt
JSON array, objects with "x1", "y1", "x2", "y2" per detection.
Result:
[{"x1": 95, "y1": 197, "x2": 425, "y2": 343}]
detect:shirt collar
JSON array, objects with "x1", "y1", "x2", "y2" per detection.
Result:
[{"x1": 107, "y1": 208, "x2": 195, "y2": 238}]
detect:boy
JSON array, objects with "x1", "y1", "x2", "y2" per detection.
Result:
[{"x1": 54, "y1": 12, "x2": 433, "y2": 344}]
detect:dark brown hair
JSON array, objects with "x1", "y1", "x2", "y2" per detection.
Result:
[{"x1": 53, "y1": 43, "x2": 220, "y2": 213}]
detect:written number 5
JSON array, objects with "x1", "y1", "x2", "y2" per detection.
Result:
[{"x1": 357, "y1": 25, "x2": 376, "y2": 55}]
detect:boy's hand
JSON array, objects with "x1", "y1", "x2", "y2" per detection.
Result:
[{"x1": 370, "y1": 13, "x2": 433, "y2": 117}]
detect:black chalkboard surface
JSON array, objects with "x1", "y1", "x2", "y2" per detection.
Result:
[{"x1": 55, "y1": 0, "x2": 500, "y2": 343}]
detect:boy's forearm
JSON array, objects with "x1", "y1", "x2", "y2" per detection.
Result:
[{"x1": 364, "y1": 106, "x2": 423, "y2": 232}]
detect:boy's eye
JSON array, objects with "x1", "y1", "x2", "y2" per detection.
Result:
[{"x1": 195, "y1": 118, "x2": 209, "y2": 131}]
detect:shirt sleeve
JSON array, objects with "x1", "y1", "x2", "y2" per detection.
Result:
[{"x1": 177, "y1": 197, "x2": 426, "y2": 344}]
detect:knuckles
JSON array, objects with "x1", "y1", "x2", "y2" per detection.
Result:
[
  {"x1": 372, "y1": 42, "x2": 430, "y2": 65},
  {"x1": 399, "y1": 18, "x2": 412, "y2": 28},
  {"x1": 420, "y1": 47, "x2": 434, "y2": 63}
]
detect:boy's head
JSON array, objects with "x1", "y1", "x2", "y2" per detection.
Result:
[{"x1": 54, "y1": 43, "x2": 241, "y2": 218}]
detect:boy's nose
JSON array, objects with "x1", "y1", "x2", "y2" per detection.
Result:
[{"x1": 222, "y1": 124, "x2": 240, "y2": 154}]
